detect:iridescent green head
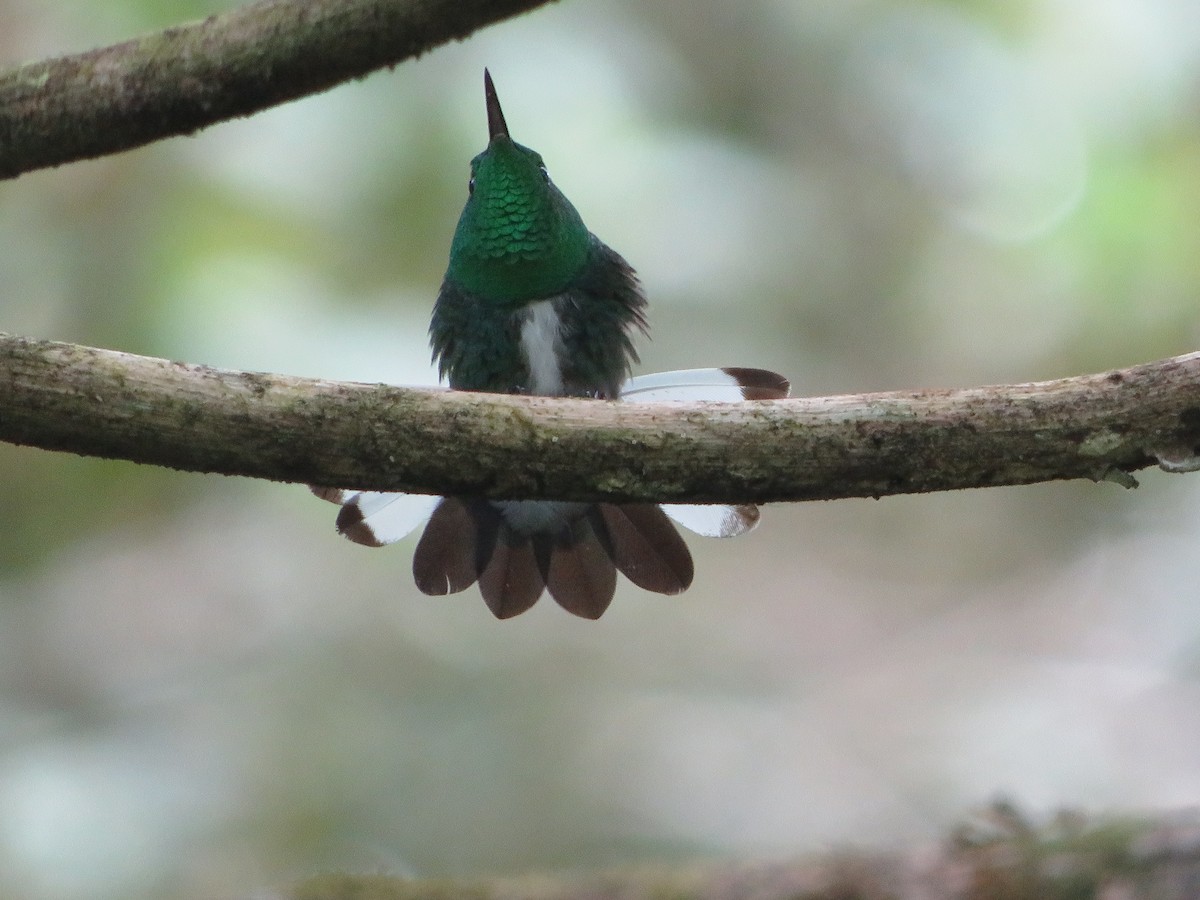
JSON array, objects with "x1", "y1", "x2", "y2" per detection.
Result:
[{"x1": 445, "y1": 71, "x2": 591, "y2": 304}]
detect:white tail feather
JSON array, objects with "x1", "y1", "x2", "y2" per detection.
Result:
[
  {"x1": 661, "y1": 503, "x2": 760, "y2": 538},
  {"x1": 619, "y1": 367, "x2": 788, "y2": 401},
  {"x1": 337, "y1": 491, "x2": 441, "y2": 545}
]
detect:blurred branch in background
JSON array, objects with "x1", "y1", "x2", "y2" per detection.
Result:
[
  {"x1": 0, "y1": 0, "x2": 554, "y2": 179},
  {"x1": 2, "y1": 332, "x2": 1198, "y2": 502},
  {"x1": 289, "y1": 806, "x2": 1200, "y2": 900}
]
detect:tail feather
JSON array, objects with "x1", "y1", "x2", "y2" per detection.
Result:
[
  {"x1": 543, "y1": 512, "x2": 618, "y2": 619},
  {"x1": 599, "y1": 504, "x2": 694, "y2": 594},
  {"x1": 412, "y1": 498, "x2": 492, "y2": 595},
  {"x1": 478, "y1": 530, "x2": 544, "y2": 619},
  {"x1": 317, "y1": 488, "x2": 440, "y2": 547}
]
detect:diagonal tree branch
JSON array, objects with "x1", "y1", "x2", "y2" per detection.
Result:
[
  {"x1": 2, "y1": 332, "x2": 1199, "y2": 503},
  {"x1": 0, "y1": 0, "x2": 557, "y2": 180}
]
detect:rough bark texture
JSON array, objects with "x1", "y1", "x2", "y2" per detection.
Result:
[
  {"x1": 0, "y1": 0, "x2": 557, "y2": 179},
  {"x1": 2, "y1": 333, "x2": 1199, "y2": 503}
]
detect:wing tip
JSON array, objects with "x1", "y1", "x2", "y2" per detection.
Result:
[
  {"x1": 335, "y1": 502, "x2": 386, "y2": 547},
  {"x1": 310, "y1": 485, "x2": 346, "y2": 505},
  {"x1": 661, "y1": 503, "x2": 762, "y2": 538},
  {"x1": 720, "y1": 367, "x2": 791, "y2": 400}
]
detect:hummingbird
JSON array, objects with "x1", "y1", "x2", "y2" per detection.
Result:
[{"x1": 314, "y1": 70, "x2": 789, "y2": 619}]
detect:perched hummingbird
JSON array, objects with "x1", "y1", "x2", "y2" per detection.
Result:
[{"x1": 314, "y1": 71, "x2": 789, "y2": 619}]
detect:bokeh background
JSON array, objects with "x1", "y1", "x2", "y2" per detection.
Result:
[{"x1": 3, "y1": 0, "x2": 1200, "y2": 897}]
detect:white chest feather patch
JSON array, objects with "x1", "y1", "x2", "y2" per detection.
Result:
[{"x1": 519, "y1": 299, "x2": 566, "y2": 396}]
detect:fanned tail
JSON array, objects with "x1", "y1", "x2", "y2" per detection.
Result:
[
  {"x1": 313, "y1": 366, "x2": 789, "y2": 619},
  {"x1": 407, "y1": 499, "x2": 693, "y2": 620}
]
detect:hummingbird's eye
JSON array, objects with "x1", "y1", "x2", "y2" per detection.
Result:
[
  {"x1": 538, "y1": 165, "x2": 549, "y2": 182},
  {"x1": 468, "y1": 177, "x2": 476, "y2": 195}
]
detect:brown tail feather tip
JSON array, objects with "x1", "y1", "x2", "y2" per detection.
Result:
[
  {"x1": 310, "y1": 485, "x2": 346, "y2": 504},
  {"x1": 409, "y1": 501, "x2": 698, "y2": 619},
  {"x1": 478, "y1": 534, "x2": 544, "y2": 619},
  {"x1": 545, "y1": 517, "x2": 618, "y2": 619},
  {"x1": 336, "y1": 502, "x2": 386, "y2": 548},
  {"x1": 600, "y1": 504, "x2": 694, "y2": 594},
  {"x1": 721, "y1": 367, "x2": 790, "y2": 400}
]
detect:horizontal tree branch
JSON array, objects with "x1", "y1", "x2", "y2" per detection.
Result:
[
  {"x1": 0, "y1": 0, "x2": 556, "y2": 180},
  {"x1": 2, "y1": 333, "x2": 1199, "y2": 504}
]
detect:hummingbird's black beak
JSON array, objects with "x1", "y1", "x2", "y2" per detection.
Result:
[{"x1": 484, "y1": 69, "x2": 509, "y2": 142}]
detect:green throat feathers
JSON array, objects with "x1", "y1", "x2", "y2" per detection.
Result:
[{"x1": 445, "y1": 92, "x2": 591, "y2": 305}]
